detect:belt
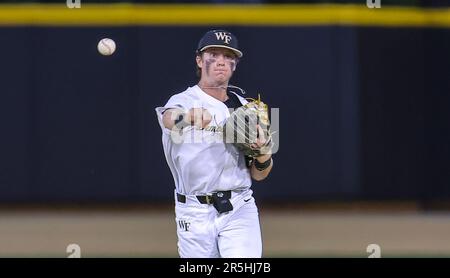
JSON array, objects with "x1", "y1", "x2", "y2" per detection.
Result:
[{"x1": 176, "y1": 191, "x2": 232, "y2": 205}]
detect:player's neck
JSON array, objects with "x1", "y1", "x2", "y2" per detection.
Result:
[{"x1": 198, "y1": 82, "x2": 229, "y2": 102}]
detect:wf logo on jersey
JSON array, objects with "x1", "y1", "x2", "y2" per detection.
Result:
[
  {"x1": 215, "y1": 32, "x2": 232, "y2": 44},
  {"x1": 178, "y1": 220, "x2": 191, "y2": 232}
]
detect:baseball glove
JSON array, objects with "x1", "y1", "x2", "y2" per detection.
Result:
[{"x1": 223, "y1": 94, "x2": 273, "y2": 157}]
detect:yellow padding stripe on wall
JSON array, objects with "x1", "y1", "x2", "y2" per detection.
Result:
[{"x1": 0, "y1": 4, "x2": 449, "y2": 27}]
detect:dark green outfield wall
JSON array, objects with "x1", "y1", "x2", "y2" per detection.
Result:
[{"x1": 0, "y1": 25, "x2": 448, "y2": 203}]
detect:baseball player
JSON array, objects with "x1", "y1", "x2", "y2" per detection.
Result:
[{"x1": 155, "y1": 30, "x2": 273, "y2": 258}]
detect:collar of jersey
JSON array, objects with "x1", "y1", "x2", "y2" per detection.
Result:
[{"x1": 194, "y1": 85, "x2": 230, "y2": 109}]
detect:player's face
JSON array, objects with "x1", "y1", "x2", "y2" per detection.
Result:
[{"x1": 197, "y1": 48, "x2": 238, "y2": 85}]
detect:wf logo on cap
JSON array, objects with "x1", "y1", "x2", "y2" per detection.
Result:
[
  {"x1": 197, "y1": 29, "x2": 243, "y2": 58},
  {"x1": 215, "y1": 32, "x2": 232, "y2": 44}
]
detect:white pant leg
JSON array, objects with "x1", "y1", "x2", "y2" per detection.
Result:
[
  {"x1": 175, "y1": 197, "x2": 220, "y2": 258},
  {"x1": 217, "y1": 196, "x2": 262, "y2": 258}
]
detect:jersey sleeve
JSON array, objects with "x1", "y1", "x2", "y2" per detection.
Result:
[
  {"x1": 164, "y1": 93, "x2": 194, "y2": 111},
  {"x1": 155, "y1": 93, "x2": 194, "y2": 134}
]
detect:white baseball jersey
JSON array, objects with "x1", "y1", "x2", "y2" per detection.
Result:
[{"x1": 155, "y1": 85, "x2": 252, "y2": 195}]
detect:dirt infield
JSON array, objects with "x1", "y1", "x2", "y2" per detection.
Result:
[{"x1": 0, "y1": 206, "x2": 449, "y2": 257}]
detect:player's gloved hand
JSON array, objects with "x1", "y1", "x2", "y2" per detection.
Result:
[{"x1": 223, "y1": 95, "x2": 274, "y2": 157}]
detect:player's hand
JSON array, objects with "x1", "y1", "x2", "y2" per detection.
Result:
[
  {"x1": 187, "y1": 108, "x2": 212, "y2": 129},
  {"x1": 250, "y1": 124, "x2": 273, "y2": 157},
  {"x1": 250, "y1": 125, "x2": 267, "y2": 149}
]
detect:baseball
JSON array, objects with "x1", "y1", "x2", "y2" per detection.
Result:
[{"x1": 97, "y1": 38, "x2": 116, "y2": 56}]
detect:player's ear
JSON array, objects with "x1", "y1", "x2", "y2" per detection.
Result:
[
  {"x1": 196, "y1": 54, "x2": 202, "y2": 69},
  {"x1": 232, "y1": 58, "x2": 239, "y2": 71}
]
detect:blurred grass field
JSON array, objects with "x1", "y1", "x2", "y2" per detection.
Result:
[{"x1": 0, "y1": 204, "x2": 450, "y2": 258}]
